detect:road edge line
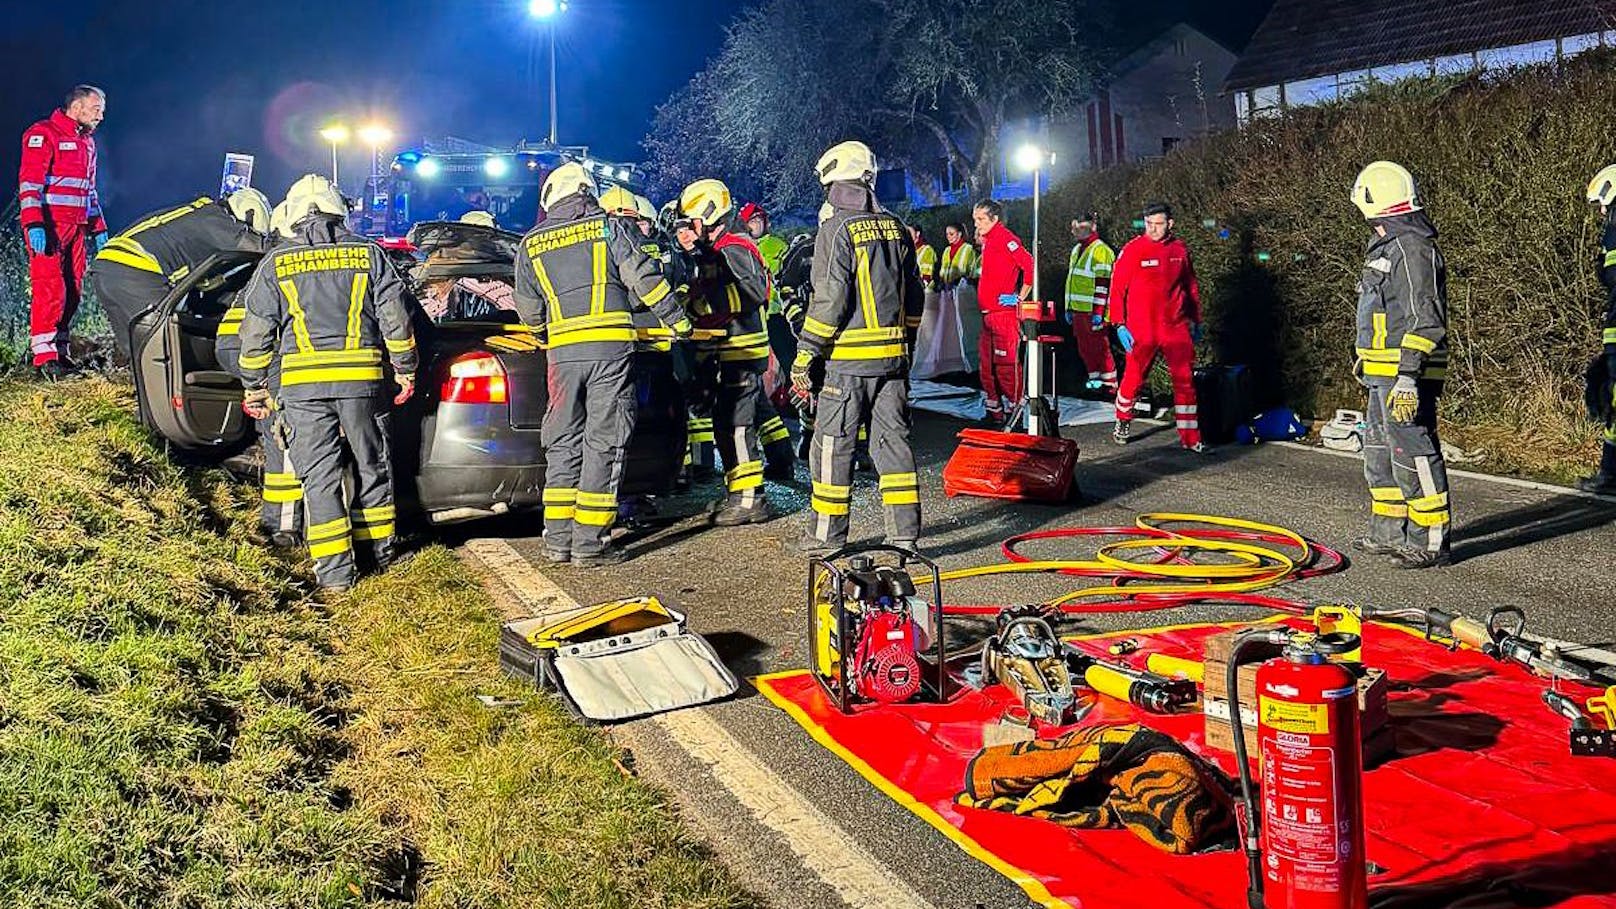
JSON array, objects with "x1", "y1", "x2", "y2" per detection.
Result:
[{"x1": 1273, "y1": 441, "x2": 1606, "y2": 500}]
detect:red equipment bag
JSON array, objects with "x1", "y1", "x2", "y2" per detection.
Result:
[{"x1": 941, "y1": 429, "x2": 1079, "y2": 502}]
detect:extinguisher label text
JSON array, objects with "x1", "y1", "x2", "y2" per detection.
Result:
[{"x1": 1259, "y1": 696, "x2": 1330, "y2": 734}]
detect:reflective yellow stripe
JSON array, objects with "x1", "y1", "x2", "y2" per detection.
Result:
[
  {"x1": 356, "y1": 505, "x2": 395, "y2": 523},
  {"x1": 280, "y1": 366, "x2": 384, "y2": 386},
  {"x1": 282, "y1": 280, "x2": 314, "y2": 354},
  {"x1": 803, "y1": 317, "x2": 838, "y2": 338},
  {"x1": 543, "y1": 488, "x2": 577, "y2": 504},
  {"x1": 575, "y1": 511, "x2": 614, "y2": 526},
  {"x1": 905, "y1": 315, "x2": 923, "y2": 328},
  {"x1": 1407, "y1": 492, "x2": 1449, "y2": 511},
  {"x1": 759, "y1": 417, "x2": 790, "y2": 445},
  {"x1": 168, "y1": 265, "x2": 191, "y2": 283},
  {"x1": 576, "y1": 491, "x2": 617, "y2": 508},
  {"x1": 879, "y1": 473, "x2": 917, "y2": 489},
  {"x1": 216, "y1": 321, "x2": 241, "y2": 337},
  {"x1": 828, "y1": 343, "x2": 905, "y2": 360},
  {"x1": 727, "y1": 461, "x2": 764, "y2": 491},
  {"x1": 550, "y1": 327, "x2": 638, "y2": 346},
  {"x1": 590, "y1": 241, "x2": 608, "y2": 315},
  {"x1": 97, "y1": 244, "x2": 162, "y2": 274},
  {"x1": 1400, "y1": 333, "x2": 1436, "y2": 354},
  {"x1": 385, "y1": 337, "x2": 416, "y2": 354},
  {"x1": 1603, "y1": 327, "x2": 1616, "y2": 345},
  {"x1": 725, "y1": 283, "x2": 742, "y2": 314},
  {"x1": 1369, "y1": 486, "x2": 1404, "y2": 502},
  {"x1": 856, "y1": 246, "x2": 878, "y2": 329},
  {"x1": 882, "y1": 490, "x2": 920, "y2": 506},
  {"x1": 641, "y1": 279, "x2": 672, "y2": 306},
  {"x1": 1408, "y1": 507, "x2": 1450, "y2": 527},
  {"x1": 239, "y1": 351, "x2": 274, "y2": 370},
  {"x1": 309, "y1": 537, "x2": 353, "y2": 559},
  {"x1": 532, "y1": 255, "x2": 562, "y2": 324},
  {"x1": 1605, "y1": 248, "x2": 1616, "y2": 267},
  {"x1": 840, "y1": 326, "x2": 905, "y2": 343},
  {"x1": 812, "y1": 481, "x2": 851, "y2": 500},
  {"x1": 284, "y1": 349, "x2": 382, "y2": 369},
  {"x1": 125, "y1": 197, "x2": 211, "y2": 237},
  {"x1": 346, "y1": 273, "x2": 368, "y2": 350},
  {"x1": 308, "y1": 516, "x2": 351, "y2": 541},
  {"x1": 1356, "y1": 348, "x2": 1400, "y2": 362},
  {"x1": 263, "y1": 487, "x2": 302, "y2": 504},
  {"x1": 1372, "y1": 502, "x2": 1408, "y2": 518},
  {"x1": 1371, "y1": 312, "x2": 1386, "y2": 349},
  {"x1": 352, "y1": 523, "x2": 395, "y2": 541}
]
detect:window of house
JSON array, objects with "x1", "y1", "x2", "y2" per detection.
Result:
[
  {"x1": 1234, "y1": 92, "x2": 1250, "y2": 122},
  {"x1": 1561, "y1": 33, "x2": 1602, "y2": 58},
  {"x1": 1477, "y1": 39, "x2": 1558, "y2": 69},
  {"x1": 1371, "y1": 60, "x2": 1430, "y2": 83},
  {"x1": 1162, "y1": 137, "x2": 1182, "y2": 154},
  {"x1": 1250, "y1": 85, "x2": 1282, "y2": 118},
  {"x1": 1284, "y1": 75, "x2": 1338, "y2": 106},
  {"x1": 1433, "y1": 52, "x2": 1477, "y2": 75},
  {"x1": 1174, "y1": 38, "x2": 1188, "y2": 56},
  {"x1": 1336, "y1": 70, "x2": 1371, "y2": 98}
]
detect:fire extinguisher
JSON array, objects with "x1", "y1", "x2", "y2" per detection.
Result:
[{"x1": 1227, "y1": 629, "x2": 1367, "y2": 909}]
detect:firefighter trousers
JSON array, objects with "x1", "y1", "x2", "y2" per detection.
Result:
[
  {"x1": 542, "y1": 357, "x2": 636, "y2": 557},
  {"x1": 28, "y1": 222, "x2": 88, "y2": 366},
  {"x1": 282, "y1": 396, "x2": 396, "y2": 588},
  {"x1": 807, "y1": 371, "x2": 919, "y2": 547},
  {"x1": 978, "y1": 309, "x2": 1021, "y2": 418},
  {"x1": 714, "y1": 362, "x2": 766, "y2": 508},
  {"x1": 260, "y1": 413, "x2": 304, "y2": 538},
  {"x1": 1363, "y1": 377, "x2": 1450, "y2": 554},
  {"x1": 89, "y1": 261, "x2": 168, "y2": 360},
  {"x1": 1115, "y1": 325, "x2": 1200, "y2": 447},
  {"x1": 1071, "y1": 315, "x2": 1117, "y2": 390}
]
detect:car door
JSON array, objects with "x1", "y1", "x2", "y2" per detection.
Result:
[{"x1": 133, "y1": 251, "x2": 262, "y2": 452}]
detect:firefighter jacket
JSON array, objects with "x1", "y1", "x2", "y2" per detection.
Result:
[
  {"x1": 1065, "y1": 235, "x2": 1115, "y2": 316},
  {"x1": 916, "y1": 241, "x2": 937, "y2": 288},
  {"x1": 1108, "y1": 235, "x2": 1201, "y2": 329},
  {"x1": 236, "y1": 216, "x2": 419, "y2": 401},
  {"x1": 514, "y1": 195, "x2": 690, "y2": 363},
  {"x1": 977, "y1": 221, "x2": 1034, "y2": 312},
  {"x1": 799, "y1": 182, "x2": 924, "y2": 377},
  {"x1": 18, "y1": 109, "x2": 106, "y2": 233},
  {"x1": 95, "y1": 197, "x2": 268, "y2": 285},
  {"x1": 685, "y1": 229, "x2": 772, "y2": 368},
  {"x1": 939, "y1": 239, "x2": 978, "y2": 287},
  {"x1": 1598, "y1": 210, "x2": 1616, "y2": 354},
  {"x1": 1354, "y1": 213, "x2": 1447, "y2": 381},
  {"x1": 755, "y1": 232, "x2": 788, "y2": 314}
]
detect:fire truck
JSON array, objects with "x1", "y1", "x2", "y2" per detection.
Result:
[{"x1": 358, "y1": 136, "x2": 643, "y2": 236}]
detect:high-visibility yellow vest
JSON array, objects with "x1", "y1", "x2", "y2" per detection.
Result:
[
  {"x1": 916, "y1": 243, "x2": 937, "y2": 286},
  {"x1": 940, "y1": 241, "x2": 978, "y2": 286},
  {"x1": 1065, "y1": 237, "x2": 1115, "y2": 314}
]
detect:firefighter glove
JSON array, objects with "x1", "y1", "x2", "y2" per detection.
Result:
[
  {"x1": 1386, "y1": 375, "x2": 1419, "y2": 424},
  {"x1": 92, "y1": 231, "x2": 109, "y2": 256},
  {"x1": 393, "y1": 372, "x2": 416, "y2": 406},
  {"x1": 25, "y1": 227, "x2": 46, "y2": 255},
  {"x1": 671, "y1": 318, "x2": 694, "y2": 340},
  {"x1": 1117, "y1": 325, "x2": 1136, "y2": 353},
  {"x1": 790, "y1": 353, "x2": 818, "y2": 413},
  {"x1": 242, "y1": 387, "x2": 273, "y2": 420}
]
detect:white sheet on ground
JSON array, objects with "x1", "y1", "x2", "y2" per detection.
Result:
[{"x1": 908, "y1": 380, "x2": 1114, "y2": 426}]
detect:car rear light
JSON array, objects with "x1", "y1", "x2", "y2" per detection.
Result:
[{"x1": 442, "y1": 352, "x2": 508, "y2": 404}]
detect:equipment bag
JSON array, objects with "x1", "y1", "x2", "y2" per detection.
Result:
[
  {"x1": 942, "y1": 428, "x2": 1079, "y2": 502},
  {"x1": 500, "y1": 596, "x2": 738, "y2": 723},
  {"x1": 1192, "y1": 365, "x2": 1253, "y2": 446}
]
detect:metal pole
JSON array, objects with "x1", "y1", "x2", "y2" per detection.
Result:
[
  {"x1": 548, "y1": 22, "x2": 558, "y2": 145},
  {"x1": 330, "y1": 141, "x2": 339, "y2": 188},
  {"x1": 1031, "y1": 167, "x2": 1041, "y2": 302}
]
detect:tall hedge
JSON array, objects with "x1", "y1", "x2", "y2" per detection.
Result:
[{"x1": 905, "y1": 50, "x2": 1616, "y2": 479}]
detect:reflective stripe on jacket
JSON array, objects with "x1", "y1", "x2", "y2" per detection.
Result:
[
  {"x1": 18, "y1": 109, "x2": 105, "y2": 233},
  {"x1": 1064, "y1": 236, "x2": 1115, "y2": 315},
  {"x1": 1354, "y1": 214, "x2": 1448, "y2": 381},
  {"x1": 94, "y1": 197, "x2": 266, "y2": 282}
]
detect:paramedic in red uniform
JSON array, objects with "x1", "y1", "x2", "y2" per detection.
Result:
[
  {"x1": 18, "y1": 85, "x2": 108, "y2": 380},
  {"x1": 1108, "y1": 202, "x2": 1207, "y2": 452},
  {"x1": 971, "y1": 199, "x2": 1034, "y2": 426}
]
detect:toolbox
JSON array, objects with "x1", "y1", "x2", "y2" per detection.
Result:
[{"x1": 941, "y1": 428, "x2": 1079, "y2": 503}]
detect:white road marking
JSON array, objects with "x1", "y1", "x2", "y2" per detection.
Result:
[
  {"x1": 1276, "y1": 440, "x2": 1608, "y2": 500},
  {"x1": 462, "y1": 537, "x2": 938, "y2": 909}
]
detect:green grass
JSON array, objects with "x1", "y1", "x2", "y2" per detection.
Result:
[{"x1": 0, "y1": 378, "x2": 755, "y2": 908}]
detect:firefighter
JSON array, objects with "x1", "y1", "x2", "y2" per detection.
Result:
[
  {"x1": 972, "y1": 200, "x2": 1035, "y2": 426},
  {"x1": 516, "y1": 164, "x2": 693, "y2": 565},
  {"x1": 1065, "y1": 212, "x2": 1118, "y2": 393},
  {"x1": 236, "y1": 174, "x2": 419, "y2": 592},
  {"x1": 1580, "y1": 165, "x2": 1616, "y2": 495},
  {"x1": 736, "y1": 202, "x2": 798, "y2": 480},
  {"x1": 1109, "y1": 202, "x2": 1205, "y2": 451},
  {"x1": 18, "y1": 85, "x2": 108, "y2": 380},
  {"x1": 90, "y1": 190, "x2": 272, "y2": 359},
  {"x1": 678, "y1": 178, "x2": 776, "y2": 524},
  {"x1": 1349, "y1": 161, "x2": 1451, "y2": 569},
  {"x1": 793, "y1": 140, "x2": 924, "y2": 555},
  {"x1": 939, "y1": 222, "x2": 980, "y2": 370}
]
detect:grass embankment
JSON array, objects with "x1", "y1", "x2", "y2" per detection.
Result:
[{"x1": 0, "y1": 378, "x2": 752, "y2": 908}]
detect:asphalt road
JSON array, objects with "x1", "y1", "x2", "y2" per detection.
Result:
[{"x1": 455, "y1": 410, "x2": 1616, "y2": 909}]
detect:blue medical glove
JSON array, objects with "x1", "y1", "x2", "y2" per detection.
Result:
[
  {"x1": 25, "y1": 227, "x2": 47, "y2": 255},
  {"x1": 92, "y1": 231, "x2": 109, "y2": 256},
  {"x1": 997, "y1": 293, "x2": 1018, "y2": 308},
  {"x1": 1117, "y1": 325, "x2": 1135, "y2": 352}
]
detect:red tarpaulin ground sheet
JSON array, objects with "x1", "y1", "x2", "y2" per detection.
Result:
[{"x1": 755, "y1": 619, "x2": 1616, "y2": 909}]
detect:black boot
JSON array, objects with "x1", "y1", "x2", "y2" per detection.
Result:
[{"x1": 1578, "y1": 442, "x2": 1616, "y2": 495}]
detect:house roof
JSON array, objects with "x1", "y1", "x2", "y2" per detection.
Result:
[
  {"x1": 1225, "y1": 0, "x2": 1616, "y2": 90},
  {"x1": 1110, "y1": 23, "x2": 1237, "y2": 80}
]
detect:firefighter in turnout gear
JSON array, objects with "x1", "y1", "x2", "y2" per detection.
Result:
[
  {"x1": 794, "y1": 140, "x2": 924, "y2": 555},
  {"x1": 679, "y1": 178, "x2": 776, "y2": 525},
  {"x1": 739, "y1": 201, "x2": 800, "y2": 479},
  {"x1": 1349, "y1": 161, "x2": 1451, "y2": 569},
  {"x1": 516, "y1": 163, "x2": 694, "y2": 565},
  {"x1": 1065, "y1": 213, "x2": 1118, "y2": 393},
  {"x1": 236, "y1": 174, "x2": 420, "y2": 591},
  {"x1": 91, "y1": 190, "x2": 272, "y2": 358},
  {"x1": 1580, "y1": 164, "x2": 1616, "y2": 495}
]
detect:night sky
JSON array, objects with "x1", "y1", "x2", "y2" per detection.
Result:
[{"x1": 2, "y1": 0, "x2": 1272, "y2": 229}]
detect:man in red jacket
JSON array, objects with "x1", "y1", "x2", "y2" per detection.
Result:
[
  {"x1": 18, "y1": 85, "x2": 108, "y2": 380},
  {"x1": 1108, "y1": 202, "x2": 1206, "y2": 452},
  {"x1": 972, "y1": 199, "x2": 1034, "y2": 426}
]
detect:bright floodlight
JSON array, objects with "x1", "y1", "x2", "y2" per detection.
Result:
[
  {"x1": 529, "y1": 0, "x2": 560, "y2": 17},
  {"x1": 415, "y1": 157, "x2": 440, "y2": 178},
  {"x1": 320, "y1": 124, "x2": 350, "y2": 144},
  {"x1": 484, "y1": 156, "x2": 511, "y2": 179},
  {"x1": 358, "y1": 124, "x2": 393, "y2": 146},
  {"x1": 1014, "y1": 143, "x2": 1044, "y2": 172}
]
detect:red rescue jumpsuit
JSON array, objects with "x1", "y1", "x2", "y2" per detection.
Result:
[
  {"x1": 18, "y1": 109, "x2": 105, "y2": 366},
  {"x1": 1109, "y1": 234, "x2": 1202, "y2": 447},
  {"x1": 976, "y1": 221, "x2": 1034, "y2": 419}
]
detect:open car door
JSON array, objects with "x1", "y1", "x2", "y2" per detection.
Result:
[{"x1": 132, "y1": 251, "x2": 262, "y2": 452}]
